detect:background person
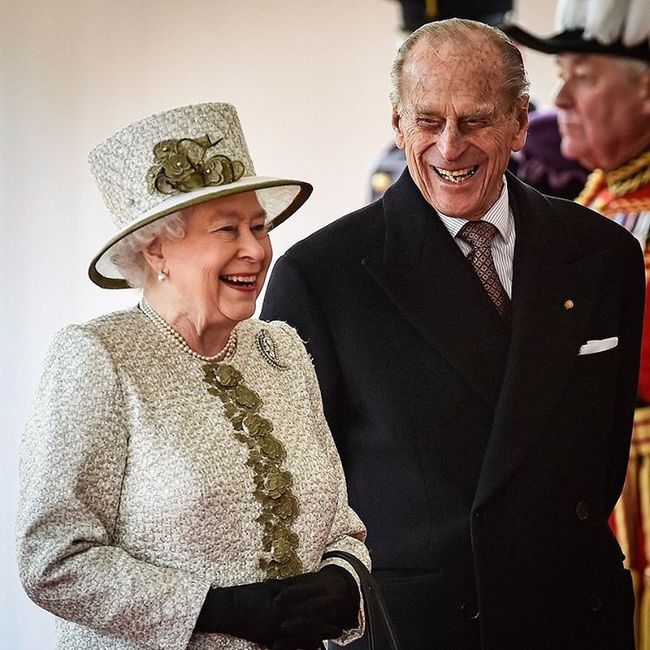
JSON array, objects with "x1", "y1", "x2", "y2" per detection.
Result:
[
  {"x1": 17, "y1": 102, "x2": 368, "y2": 650},
  {"x1": 262, "y1": 19, "x2": 644, "y2": 650},
  {"x1": 507, "y1": 109, "x2": 589, "y2": 200}
]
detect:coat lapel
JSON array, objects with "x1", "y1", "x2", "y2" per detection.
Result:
[
  {"x1": 474, "y1": 175, "x2": 611, "y2": 505},
  {"x1": 362, "y1": 171, "x2": 511, "y2": 410}
]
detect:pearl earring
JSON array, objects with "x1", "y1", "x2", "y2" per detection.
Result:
[{"x1": 157, "y1": 270, "x2": 167, "y2": 282}]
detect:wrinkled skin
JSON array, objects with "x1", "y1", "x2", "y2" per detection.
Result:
[
  {"x1": 143, "y1": 191, "x2": 272, "y2": 354},
  {"x1": 554, "y1": 53, "x2": 650, "y2": 171},
  {"x1": 392, "y1": 36, "x2": 529, "y2": 220}
]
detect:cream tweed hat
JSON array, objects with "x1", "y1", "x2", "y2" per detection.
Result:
[{"x1": 88, "y1": 102, "x2": 312, "y2": 289}]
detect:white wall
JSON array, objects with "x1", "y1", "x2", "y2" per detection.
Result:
[{"x1": 0, "y1": 1, "x2": 555, "y2": 646}]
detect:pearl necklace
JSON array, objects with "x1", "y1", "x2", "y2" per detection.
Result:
[{"x1": 139, "y1": 298, "x2": 237, "y2": 362}]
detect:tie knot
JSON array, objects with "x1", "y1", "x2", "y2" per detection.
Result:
[{"x1": 458, "y1": 220, "x2": 498, "y2": 249}]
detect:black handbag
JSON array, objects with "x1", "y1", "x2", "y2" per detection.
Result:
[{"x1": 322, "y1": 550, "x2": 401, "y2": 650}]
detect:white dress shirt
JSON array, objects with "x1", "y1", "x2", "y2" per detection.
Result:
[{"x1": 436, "y1": 178, "x2": 515, "y2": 297}]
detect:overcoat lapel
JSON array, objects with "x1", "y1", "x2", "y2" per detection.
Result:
[
  {"x1": 362, "y1": 171, "x2": 511, "y2": 409},
  {"x1": 474, "y1": 175, "x2": 611, "y2": 505}
]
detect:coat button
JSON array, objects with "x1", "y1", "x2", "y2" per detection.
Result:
[
  {"x1": 473, "y1": 509, "x2": 485, "y2": 522},
  {"x1": 588, "y1": 592, "x2": 605, "y2": 613},
  {"x1": 576, "y1": 501, "x2": 590, "y2": 520},
  {"x1": 460, "y1": 601, "x2": 480, "y2": 620}
]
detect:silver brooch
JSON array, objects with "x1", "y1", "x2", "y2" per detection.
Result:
[{"x1": 257, "y1": 330, "x2": 289, "y2": 370}]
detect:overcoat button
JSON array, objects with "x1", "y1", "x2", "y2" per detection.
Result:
[
  {"x1": 460, "y1": 601, "x2": 480, "y2": 620},
  {"x1": 576, "y1": 501, "x2": 589, "y2": 520},
  {"x1": 588, "y1": 592, "x2": 605, "y2": 613},
  {"x1": 474, "y1": 509, "x2": 485, "y2": 522}
]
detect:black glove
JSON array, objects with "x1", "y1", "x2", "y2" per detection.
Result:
[
  {"x1": 270, "y1": 565, "x2": 360, "y2": 650},
  {"x1": 194, "y1": 579, "x2": 286, "y2": 645}
]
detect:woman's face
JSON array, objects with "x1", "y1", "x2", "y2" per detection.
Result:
[{"x1": 158, "y1": 191, "x2": 272, "y2": 327}]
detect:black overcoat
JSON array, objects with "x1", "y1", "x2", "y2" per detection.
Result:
[{"x1": 261, "y1": 170, "x2": 644, "y2": 649}]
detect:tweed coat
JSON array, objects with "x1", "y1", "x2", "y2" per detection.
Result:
[
  {"x1": 261, "y1": 170, "x2": 644, "y2": 650},
  {"x1": 17, "y1": 311, "x2": 368, "y2": 650}
]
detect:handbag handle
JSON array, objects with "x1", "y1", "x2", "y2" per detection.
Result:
[{"x1": 322, "y1": 550, "x2": 401, "y2": 650}]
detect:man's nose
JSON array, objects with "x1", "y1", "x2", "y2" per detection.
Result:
[
  {"x1": 553, "y1": 80, "x2": 572, "y2": 109},
  {"x1": 437, "y1": 123, "x2": 466, "y2": 161}
]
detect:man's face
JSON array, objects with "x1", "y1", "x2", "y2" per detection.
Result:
[
  {"x1": 392, "y1": 38, "x2": 528, "y2": 221},
  {"x1": 554, "y1": 53, "x2": 650, "y2": 171}
]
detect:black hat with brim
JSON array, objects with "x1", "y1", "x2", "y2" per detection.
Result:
[{"x1": 503, "y1": 25, "x2": 650, "y2": 62}]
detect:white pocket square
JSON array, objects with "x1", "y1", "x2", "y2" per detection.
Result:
[{"x1": 578, "y1": 337, "x2": 618, "y2": 355}]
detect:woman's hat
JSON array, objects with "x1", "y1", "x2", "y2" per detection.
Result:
[
  {"x1": 503, "y1": 0, "x2": 650, "y2": 62},
  {"x1": 88, "y1": 102, "x2": 312, "y2": 289}
]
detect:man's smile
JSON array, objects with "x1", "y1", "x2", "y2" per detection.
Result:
[{"x1": 431, "y1": 164, "x2": 479, "y2": 183}]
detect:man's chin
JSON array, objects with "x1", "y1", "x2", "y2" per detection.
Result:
[
  {"x1": 560, "y1": 140, "x2": 594, "y2": 168},
  {"x1": 426, "y1": 185, "x2": 483, "y2": 220}
]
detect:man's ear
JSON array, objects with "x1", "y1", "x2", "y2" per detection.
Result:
[
  {"x1": 392, "y1": 110, "x2": 405, "y2": 149},
  {"x1": 511, "y1": 96, "x2": 530, "y2": 153},
  {"x1": 641, "y1": 68, "x2": 650, "y2": 116},
  {"x1": 142, "y1": 238, "x2": 165, "y2": 275}
]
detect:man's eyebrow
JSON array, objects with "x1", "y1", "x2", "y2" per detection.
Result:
[
  {"x1": 413, "y1": 105, "x2": 442, "y2": 116},
  {"x1": 554, "y1": 53, "x2": 589, "y2": 66},
  {"x1": 462, "y1": 106, "x2": 496, "y2": 119}
]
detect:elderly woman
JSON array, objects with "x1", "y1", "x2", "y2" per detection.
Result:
[{"x1": 17, "y1": 103, "x2": 369, "y2": 650}]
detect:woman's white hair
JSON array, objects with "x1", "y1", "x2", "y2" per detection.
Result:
[{"x1": 109, "y1": 211, "x2": 186, "y2": 288}]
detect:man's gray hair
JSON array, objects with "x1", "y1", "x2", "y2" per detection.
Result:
[
  {"x1": 390, "y1": 18, "x2": 530, "y2": 113},
  {"x1": 623, "y1": 58, "x2": 650, "y2": 80},
  {"x1": 109, "y1": 211, "x2": 186, "y2": 288}
]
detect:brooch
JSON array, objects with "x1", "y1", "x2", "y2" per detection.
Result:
[{"x1": 257, "y1": 330, "x2": 289, "y2": 370}]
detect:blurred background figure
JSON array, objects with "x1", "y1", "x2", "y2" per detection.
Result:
[
  {"x1": 370, "y1": 0, "x2": 588, "y2": 202},
  {"x1": 507, "y1": 110, "x2": 589, "y2": 200},
  {"x1": 504, "y1": 1, "x2": 650, "y2": 646}
]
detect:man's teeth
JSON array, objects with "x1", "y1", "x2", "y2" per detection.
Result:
[
  {"x1": 433, "y1": 165, "x2": 479, "y2": 183},
  {"x1": 222, "y1": 274, "x2": 256, "y2": 285}
]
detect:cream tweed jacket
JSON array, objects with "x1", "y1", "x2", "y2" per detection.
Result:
[{"x1": 17, "y1": 307, "x2": 369, "y2": 650}]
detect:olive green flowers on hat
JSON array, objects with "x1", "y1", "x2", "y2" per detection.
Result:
[
  {"x1": 147, "y1": 135, "x2": 245, "y2": 195},
  {"x1": 88, "y1": 103, "x2": 312, "y2": 289}
]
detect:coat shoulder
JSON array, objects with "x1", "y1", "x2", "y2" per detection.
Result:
[
  {"x1": 284, "y1": 200, "x2": 383, "y2": 267},
  {"x1": 552, "y1": 197, "x2": 643, "y2": 266},
  {"x1": 511, "y1": 175, "x2": 641, "y2": 255}
]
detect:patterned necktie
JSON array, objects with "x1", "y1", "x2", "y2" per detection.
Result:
[{"x1": 458, "y1": 221, "x2": 510, "y2": 320}]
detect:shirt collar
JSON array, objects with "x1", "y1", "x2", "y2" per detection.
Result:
[{"x1": 436, "y1": 177, "x2": 510, "y2": 241}]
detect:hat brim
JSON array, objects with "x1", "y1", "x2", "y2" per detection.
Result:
[
  {"x1": 502, "y1": 26, "x2": 650, "y2": 62},
  {"x1": 89, "y1": 176, "x2": 312, "y2": 289}
]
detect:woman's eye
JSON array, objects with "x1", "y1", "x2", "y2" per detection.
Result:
[{"x1": 250, "y1": 223, "x2": 267, "y2": 237}]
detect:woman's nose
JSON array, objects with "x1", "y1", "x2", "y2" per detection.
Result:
[{"x1": 238, "y1": 229, "x2": 266, "y2": 260}]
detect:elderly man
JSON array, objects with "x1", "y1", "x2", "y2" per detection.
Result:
[
  {"x1": 262, "y1": 18, "x2": 643, "y2": 650},
  {"x1": 505, "y1": 3, "x2": 650, "y2": 646}
]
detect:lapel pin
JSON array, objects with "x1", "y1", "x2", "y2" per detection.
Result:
[{"x1": 564, "y1": 299, "x2": 574, "y2": 310}]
